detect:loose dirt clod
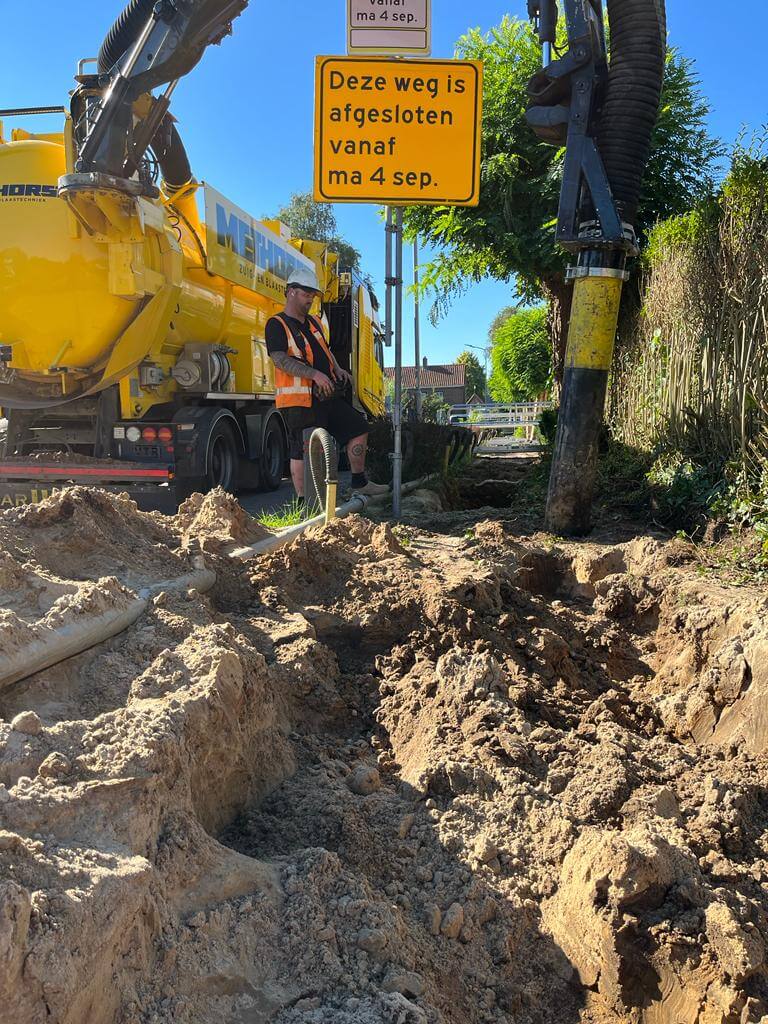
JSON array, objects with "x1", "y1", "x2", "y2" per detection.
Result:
[
  {"x1": 10, "y1": 711, "x2": 42, "y2": 735},
  {"x1": 347, "y1": 765, "x2": 382, "y2": 795},
  {"x1": 178, "y1": 486, "x2": 270, "y2": 553},
  {"x1": 0, "y1": 486, "x2": 767, "y2": 1024}
]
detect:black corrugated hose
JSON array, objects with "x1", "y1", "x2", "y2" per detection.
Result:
[
  {"x1": 309, "y1": 428, "x2": 339, "y2": 511},
  {"x1": 151, "y1": 115, "x2": 193, "y2": 190},
  {"x1": 597, "y1": 0, "x2": 666, "y2": 226},
  {"x1": 98, "y1": 0, "x2": 193, "y2": 190},
  {"x1": 98, "y1": 0, "x2": 156, "y2": 74}
]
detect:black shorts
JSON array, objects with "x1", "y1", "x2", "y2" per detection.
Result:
[{"x1": 282, "y1": 399, "x2": 369, "y2": 461}]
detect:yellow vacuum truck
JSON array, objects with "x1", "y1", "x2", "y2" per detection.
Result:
[{"x1": 0, "y1": 0, "x2": 385, "y2": 509}]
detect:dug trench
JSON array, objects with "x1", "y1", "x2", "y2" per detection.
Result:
[{"x1": 0, "y1": 482, "x2": 767, "y2": 1023}]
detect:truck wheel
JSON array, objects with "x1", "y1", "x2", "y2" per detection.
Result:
[
  {"x1": 260, "y1": 415, "x2": 286, "y2": 491},
  {"x1": 177, "y1": 419, "x2": 240, "y2": 501},
  {"x1": 206, "y1": 420, "x2": 239, "y2": 492}
]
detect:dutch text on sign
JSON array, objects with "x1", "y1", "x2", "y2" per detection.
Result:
[
  {"x1": 314, "y1": 57, "x2": 483, "y2": 206},
  {"x1": 348, "y1": 0, "x2": 431, "y2": 56}
]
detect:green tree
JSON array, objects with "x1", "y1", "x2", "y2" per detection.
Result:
[
  {"x1": 271, "y1": 191, "x2": 362, "y2": 271},
  {"x1": 405, "y1": 17, "x2": 723, "y2": 376},
  {"x1": 456, "y1": 350, "x2": 487, "y2": 400},
  {"x1": 488, "y1": 306, "x2": 517, "y2": 342},
  {"x1": 421, "y1": 392, "x2": 450, "y2": 423},
  {"x1": 489, "y1": 306, "x2": 551, "y2": 401},
  {"x1": 638, "y1": 50, "x2": 724, "y2": 229}
]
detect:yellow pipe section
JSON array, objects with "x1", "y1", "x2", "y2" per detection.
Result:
[
  {"x1": 325, "y1": 481, "x2": 338, "y2": 525},
  {"x1": 564, "y1": 275, "x2": 623, "y2": 371}
]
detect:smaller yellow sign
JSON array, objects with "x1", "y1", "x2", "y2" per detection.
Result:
[{"x1": 314, "y1": 57, "x2": 483, "y2": 207}]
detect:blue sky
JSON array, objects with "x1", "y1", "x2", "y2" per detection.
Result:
[{"x1": 1, "y1": 1, "x2": 765, "y2": 368}]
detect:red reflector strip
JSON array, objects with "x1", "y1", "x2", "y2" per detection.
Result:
[{"x1": 0, "y1": 464, "x2": 171, "y2": 480}]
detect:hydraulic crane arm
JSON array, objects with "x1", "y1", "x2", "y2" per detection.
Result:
[
  {"x1": 526, "y1": 0, "x2": 666, "y2": 535},
  {"x1": 68, "y1": 0, "x2": 249, "y2": 190},
  {"x1": 527, "y1": 0, "x2": 665, "y2": 253}
]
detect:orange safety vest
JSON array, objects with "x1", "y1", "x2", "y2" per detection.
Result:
[{"x1": 273, "y1": 314, "x2": 337, "y2": 409}]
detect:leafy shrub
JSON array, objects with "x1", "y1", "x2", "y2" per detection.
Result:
[
  {"x1": 489, "y1": 307, "x2": 552, "y2": 402},
  {"x1": 597, "y1": 441, "x2": 654, "y2": 512},
  {"x1": 537, "y1": 406, "x2": 559, "y2": 449},
  {"x1": 646, "y1": 452, "x2": 725, "y2": 532}
]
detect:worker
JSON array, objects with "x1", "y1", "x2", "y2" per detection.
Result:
[{"x1": 266, "y1": 267, "x2": 390, "y2": 502}]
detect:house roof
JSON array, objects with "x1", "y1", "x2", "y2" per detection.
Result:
[{"x1": 384, "y1": 363, "x2": 466, "y2": 390}]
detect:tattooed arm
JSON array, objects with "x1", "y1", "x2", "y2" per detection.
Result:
[{"x1": 270, "y1": 350, "x2": 319, "y2": 380}]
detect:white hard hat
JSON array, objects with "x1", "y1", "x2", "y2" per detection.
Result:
[{"x1": 287, "y1": 266, "x2": 321, "y2": 292}]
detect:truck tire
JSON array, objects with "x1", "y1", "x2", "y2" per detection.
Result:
[
  {"x1": 260, "y1": 414, "x2": 286, "y2": 491},
  {"x1": 206, "y1": 419, "x2": 239, "y2": 492},
  {"x1": 177, "y1": 418, "x2": 240, "y2": 501}
]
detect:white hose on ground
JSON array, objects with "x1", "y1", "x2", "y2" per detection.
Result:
[
  {"x1": 229, "y1": 474, "x2": 440, "y2": 561},
  {"x1": 230, "y1": 494, "x2": 368, "y2": 560},
  {"x1": 0, "y1": 566, "x2": 216, "y2": 692}
]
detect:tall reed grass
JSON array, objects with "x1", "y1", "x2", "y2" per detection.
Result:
[{"x1": 609, "y1": 148, "x2": 768, "y2": 486}]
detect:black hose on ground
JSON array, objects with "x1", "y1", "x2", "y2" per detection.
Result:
[
  {"x1": 597, "y1": 0, "x2": 666, "y2": 226},
  {"x1": 309, "y1": 428, "x2": 339, "y2": 512}
]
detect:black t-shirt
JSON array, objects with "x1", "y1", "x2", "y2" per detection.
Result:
[{"x1": 265, "y1": 314, "x2": 332, "y2": 380}]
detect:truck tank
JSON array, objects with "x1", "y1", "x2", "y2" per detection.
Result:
[
  {"x1": 0, "y1": 125, "x2": 311, "y2": 417},
  {"x1": 0, "y1": 136, "x2": 138, "y2": 377}
]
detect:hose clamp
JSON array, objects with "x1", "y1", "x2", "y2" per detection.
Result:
[{"x1": 566, "y1": 266, "x2": 630, "y2": 282}]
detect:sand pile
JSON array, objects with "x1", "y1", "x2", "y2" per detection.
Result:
[
  {"x1": 0, "y1": 486, "x2": 184, "y2": 587},
  {"x1": 178, "y1": 486, "x2": 270, "y2": 554},
  {"x1": 0, "y1": 493, "x2": 767, "y2": 1024},
  {"x1": 0, "y1": 488, "x2": 208, "y2": 695}
]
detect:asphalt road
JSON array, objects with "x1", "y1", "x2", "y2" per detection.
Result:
[
  {"x1": 476, "y1": 435, "x2": 543, "y2": 455},
  {"x1": 238, "y1": 479, "x2": 294, "y2": 517}
]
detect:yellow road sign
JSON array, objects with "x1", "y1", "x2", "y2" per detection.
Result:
[{"x1": 314, "y1": 56, "x2": 483, "y2": 207}]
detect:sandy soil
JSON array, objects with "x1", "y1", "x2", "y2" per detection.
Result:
[{"x1": 0, "y1": 483, "x2": 767, "y2": 1024}]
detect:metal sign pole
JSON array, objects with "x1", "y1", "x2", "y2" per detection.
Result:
[
  {"x1": 392, "y1": 207, "x2": 404, "y2": 519},
  {"x1": 385, "y1": 207, "x2": 394, "y2": 352},
  {"x1": 413, "y1": 235, "x2": 422, "y2": 419}
]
